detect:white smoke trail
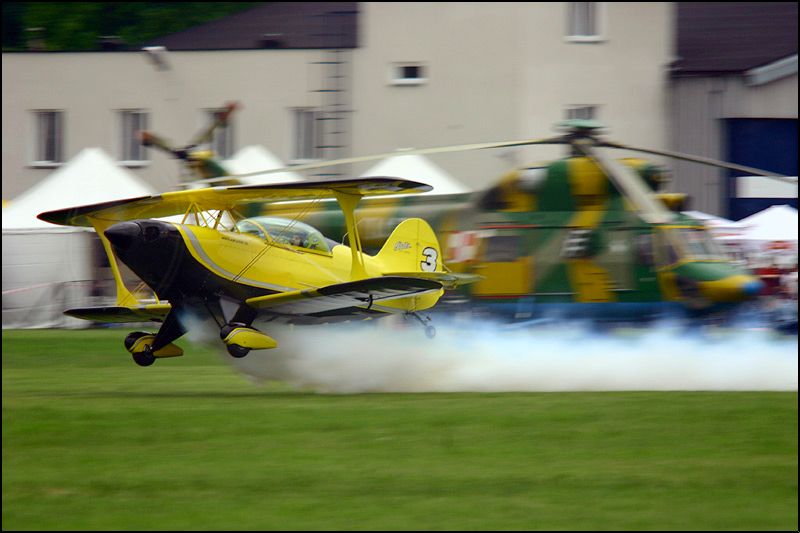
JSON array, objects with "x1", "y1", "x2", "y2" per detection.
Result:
[{"x1": 220, "y1": 317, "x2": 798, "y2": 393}]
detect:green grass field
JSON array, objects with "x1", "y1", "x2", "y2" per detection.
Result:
[{"x1": 3, "y1": 329, "x2": 797, "y2": 531}]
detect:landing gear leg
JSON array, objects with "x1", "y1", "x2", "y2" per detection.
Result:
[{"x1": 150, "y1": 309, "x2": 187, "y2": 353}]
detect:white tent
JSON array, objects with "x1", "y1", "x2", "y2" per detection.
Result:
[
  {"x1": 3, "y1": 148, "x2": 157, "y2": 231},
  {"x1": 683, "y1": 210, "x2": 740, "y2": 229},
  {"x1": 361, "y1": 153, "x2": 471, "y2": 196},
  {"x1": 3, "y1": 148, "x2": 157, "y2": 329},
  {"x1": 223, "y1": 145, "x2": 303, "y2": 185},
  {"x1": 683, "y1": 210, "x2": 745, "y2": 238},
  {"x1": 737, "y1": 205, "x2": 798, "y2": 245}
]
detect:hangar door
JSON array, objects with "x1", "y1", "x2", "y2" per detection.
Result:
[{"x1": 725, "y1": 118, "x2": 798, "y2": 220}]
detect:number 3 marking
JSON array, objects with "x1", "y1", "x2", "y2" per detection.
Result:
[{"x1": 421, "y1": 247, "x2": 438, "y2": 272}]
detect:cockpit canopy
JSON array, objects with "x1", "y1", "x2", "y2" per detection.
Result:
[
  {"x1": 658, "y1": 227, "x2": 729, "y2": 265},
  {"x1": 235, "y1": 216, "x2": 333, "y2": 253}
]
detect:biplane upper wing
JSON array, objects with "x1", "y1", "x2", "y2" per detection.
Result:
[
  {"x1": 245, "y1": 276, "x2": 443, "y2": 316},
  {"x1": 37, "y1": 177, "x2": 432, "y2": 227}
]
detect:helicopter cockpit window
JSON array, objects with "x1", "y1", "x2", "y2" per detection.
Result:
[
  {"x1": 635, "y1": 234, "x2": 654, "y2": 266},
  {"x1": 235, "y1": 217, "x2": 331, "y2": 253},
  {"x1": 667, "y1": 228, "x2": 728, "y2": 261},
  {"x1": 655, "y1": 227, "x2": 728, "y2": 266},
  {"x1": 653, "y1": 230, "x2": 680, "y2": 267}
]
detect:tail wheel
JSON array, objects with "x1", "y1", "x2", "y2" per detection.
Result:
[
  {"x1": 227, "y1": 344, "x2": 250, "y2": 359},
  {"x1": 425, "y1": 325, "x2": 436, "y2": 339}
]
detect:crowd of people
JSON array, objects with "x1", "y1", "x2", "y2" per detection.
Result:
[{"x1": 749, "y1": 253, "x2": 798, "y2": 333}]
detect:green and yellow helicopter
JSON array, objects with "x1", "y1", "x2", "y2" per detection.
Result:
[{"x1": 189, "y1": 120, "x2": 791, "y2": 325}]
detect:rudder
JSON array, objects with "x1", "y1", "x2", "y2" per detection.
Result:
[{"x1": 375, "y1": 218, "x2": 442, "y2": 274}]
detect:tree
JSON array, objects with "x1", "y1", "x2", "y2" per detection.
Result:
[{"x1": 3, "y1": 2, "x2": 259, "y2": 51}]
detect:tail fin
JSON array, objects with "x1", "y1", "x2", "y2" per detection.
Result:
[{"x1": 375, "y1": 218, "x2": 442, "y2": 274}]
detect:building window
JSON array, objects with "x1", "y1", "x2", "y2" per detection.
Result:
[
  {"x1": 390, "y1": 63, "x2": 427, "y2": 86},
  {"x1": 566, "y1": 2, "x2": 605, "y2": 42},
  {"x1": 205, "y1": 107, "x2": 234, "y2": 159},
  {"x1": 292, "y1": 108, "x2": 322, "y2": 162},
  {"x1": 119, "y1": 109, "x2": 149, "y2": 163},
  {"x1": 566, "y1": 105, "x2": 597, "y2": 121},
  {"x1": 33, "y1": 110, "x2": 63, "y2": 165}
]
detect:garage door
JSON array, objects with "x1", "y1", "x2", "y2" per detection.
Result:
[{"x1": 725, "y1": 118, "x2": 798, "y2": 220}]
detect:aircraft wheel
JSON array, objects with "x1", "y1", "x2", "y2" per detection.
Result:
[
  {"x1": 132, "y1": 349, "x2": 156, "y2": 367},
  {"x1": 227, "y1": 344, "x2": 250, "y2": 359},
  {"x1": 425, "y1": 325, "x2": 436, "y2": 339},
  {"x1": 124, "y1": 331, "x2": 151, "y2": 351}
]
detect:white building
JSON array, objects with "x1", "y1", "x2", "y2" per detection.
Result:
[
  {"x1": 668, "y1": 2, "x2": 798, "y2": 219},
  {"x1": 2, "y1": 2, "x2": 675, "y2": 200}
]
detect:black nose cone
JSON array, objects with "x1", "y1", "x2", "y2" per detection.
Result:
[{"x1": 104, "y1": 221, "x2": 142, "y2": 251}]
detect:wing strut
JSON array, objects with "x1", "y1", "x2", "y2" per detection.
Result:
[
  {"x1": 334, "y1": 191, "x2": 368, "y2": 280},
  {"x1": 87, "y1": 215, "x2": 140, "y2": 307}
]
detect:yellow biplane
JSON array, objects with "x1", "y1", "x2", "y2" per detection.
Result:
[{"x1": 38, "y1": 178, "x2": 480, "y2": 366}]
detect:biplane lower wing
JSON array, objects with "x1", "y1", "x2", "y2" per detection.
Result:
[
  {"x1": 386, "y1": 271, "x2": 484, "y2": 289},
  {"x1": 65, "y1": 303, "x2": 171, "y2": 323},
  {"x1": 245, "y1": 276, "x2": 443, "y2": 316}
]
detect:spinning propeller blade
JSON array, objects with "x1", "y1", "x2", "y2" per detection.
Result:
[
  {"x1": 195, "y1": 134, "x2": 569, "y2": 186},
  {"x1": 180, "y1": 117, "x2": 790, "y2": 204},
  {"x1": 600, "y1": 140, "x2": 794, "y2": 184}
]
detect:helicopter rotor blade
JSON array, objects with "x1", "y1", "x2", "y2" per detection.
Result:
[
  {"x1": 138, "y1": 131, "x2": 191, "y2": 160},
  {"x1": 189, "y1": 101, "x2": 239, "y2": 148},
  {"x1": 600, "y1": 140, "x2": 795, "y2": 184},
  {"x1": 193, "y1": 134, "x2": 569, "y2": 186},
  {"x1": 138, "y1": 131, "x2": 174, "y2": 152},
  {"x1": 573, "y1": 140, "x2": 674, "y2": 224}
]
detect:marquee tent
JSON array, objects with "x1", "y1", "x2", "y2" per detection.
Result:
[
  {"x1": 223, "y1": 145, "x2": 303, "y2": 185},
  {"x1": 721, "y1": 205, "x2": 799, "y2": 270},
  {"x1": 361, "y1": 153, "x2": 471, "y2": 196},
  {"x1": 3, "y1": 148, "x2": 157, "y2": 328},
  {"x1": 736, "y1": 204, "x2": 798, "y2": 245},
  {"x1": 683, "y1": 210, "x2": 745, "y2": 239},
  {"x1": 3, "y1": 148, "x2": 157, "y2": 231}
]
